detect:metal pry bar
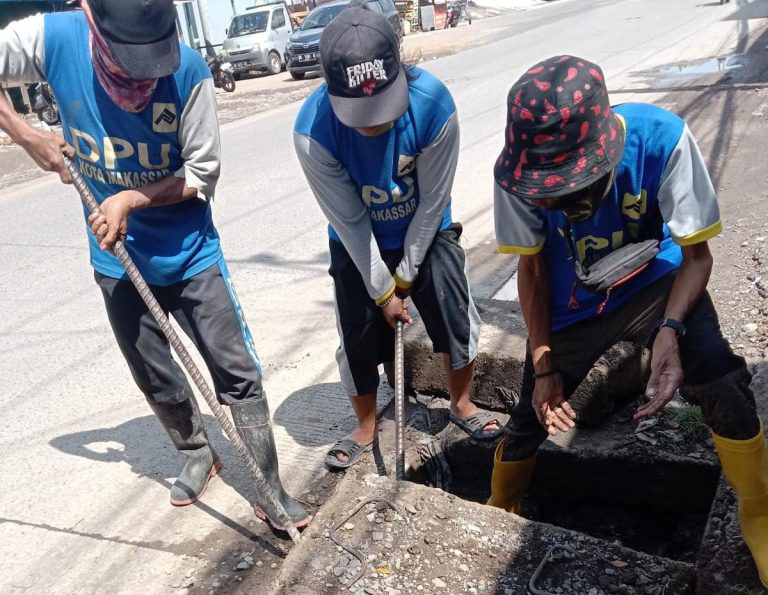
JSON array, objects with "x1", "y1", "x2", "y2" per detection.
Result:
[
  {"x1": 394, "y1": 319, "x2": 405, "y2": 480},
  {"x1": 66, "y1": 157, "x2": 301, "y2": 544}
]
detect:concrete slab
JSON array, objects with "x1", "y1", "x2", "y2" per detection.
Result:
[{"x1": 270, "y1": 472, "x2": 696, "y2": 595}]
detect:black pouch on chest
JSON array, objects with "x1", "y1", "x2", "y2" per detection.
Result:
[{"x1": 564, "y1": 223, "x2": 660, "y2": 314}]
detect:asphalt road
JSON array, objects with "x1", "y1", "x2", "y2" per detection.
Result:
[{"x1": 1, "y1": 0, "x2": 765, "y2": 593}]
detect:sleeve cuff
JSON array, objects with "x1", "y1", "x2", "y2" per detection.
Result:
[
  {"x1": 673, "y1": 220, "x2": 722, "y2": 246},
  {"x1": 175, "y1": 166, "x2": 214, "y2": 200},
  {"x1": 394, "y1": 274, "x2": 413, "y2": 289},
  {"x1": 498, "y1": 242, "x2": 545, "y2": 255},
  {"x1": 374, "y1": 282, "x2": 396, "y2": 306}
]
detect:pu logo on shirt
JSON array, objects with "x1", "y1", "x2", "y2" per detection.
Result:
[
  {"x1": 152, "y1": 103, "x2": 178, "y2": 133},
  {"x1": 346, "y1": 60, "x2": 387, "y2": 90},
  {"x1": 558, "y1": 227, "x2": 626, "y2": 263},
  {"x1": 70, "y1": 127, "x2": 171, "y2": 170},
  {"x1": 362, "y1": 155, "x2": 418, "y2": 222},
  {"x1": 69, "y1": 126, "x2": 172, "y2": 187},
  {"x1": 622, "y1": 190, "x2": 647, "y2": 221}
]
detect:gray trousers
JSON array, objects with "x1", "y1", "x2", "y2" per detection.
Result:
[
  {"x1": 504, "y1": 274, "x2": 762, "y2": 461},
  {"x1": 95, "y1": 260, "x2": 264, "y2": 406}
]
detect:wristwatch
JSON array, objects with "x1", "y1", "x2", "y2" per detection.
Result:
[{"x1": 658, "y1": 317, "x2": 686, "y2": 337}]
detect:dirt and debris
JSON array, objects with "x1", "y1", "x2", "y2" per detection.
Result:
[
  {"x1": 695, "y1": 478, "x2": 766, "y2": 595},
  {"x1": 270, "y1": 472, "x2": 696, "y2": 595},
  {"x1": 395, "y1": 320, "x2": 763, "y2": 592},
  {"x1": 178, "y1": 471, "x2": 344, "y2": 595},
  {"x1": 712, "y1": 218, "x2": 768, "y2": 362}
]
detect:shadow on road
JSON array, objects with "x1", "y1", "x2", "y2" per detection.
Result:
[
  {"x1": 225, "y1": 249, "x2": 329, "y2": 273},
  {"x1": 48, "y1": 411, "x2": 288, "y2": 554},
  {"x1": 273, "y1": 379, "x2": 394, "y2": 449}
]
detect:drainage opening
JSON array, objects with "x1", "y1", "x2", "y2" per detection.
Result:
[
  {"x1": 411, "y1": 431, "x2": 720, "y2": 563},
  {"x1": 520, "y1": 492, "x2": 709, "y2": 563},
  {"x1": 525, "y1": 450, "x2": 719, "y2": 563}
]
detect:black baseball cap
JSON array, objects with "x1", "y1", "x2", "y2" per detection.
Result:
[
  {"x1": 88, "y1": 0, "x2": 180, "y2": 80},
  {"x1": 320, "y1": 7, "x2": 408, "y2": 128}
]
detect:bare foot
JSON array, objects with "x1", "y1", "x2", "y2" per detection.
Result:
[
  {"x1": 450, "y1": 402, "x2": 500, "y2": 436},
  {"x1": 329, "y1": 425, "x2": 377, "y2": 464}
]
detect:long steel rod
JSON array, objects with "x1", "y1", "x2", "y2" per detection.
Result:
[
  {"x1": 65, "y1": 158, "x2": 300, "y2": 544},
  {"x1": 394, "y1": 320, "x2": 405, "y2": 481}
]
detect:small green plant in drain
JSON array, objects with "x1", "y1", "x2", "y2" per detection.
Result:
[{"x1": 672, "y1": 405, "x2": 708, "y2": 442}]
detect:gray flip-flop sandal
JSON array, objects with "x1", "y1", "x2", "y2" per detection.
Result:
[
  {"x1": 325, "y1": 438, "x2": 377, "y2": 470},
  {"x1": 449, "y1": 410, "x2": 503, "y2": 441}
]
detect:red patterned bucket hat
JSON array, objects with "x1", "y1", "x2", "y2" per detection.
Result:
[{"x1": 494, "y1": 55, "x2": 624, "y2": 199}]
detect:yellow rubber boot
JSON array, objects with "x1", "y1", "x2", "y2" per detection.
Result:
[
  {"x1": 712, "y1": 422, "x2": 768, "y2": 588},
  {"x1": 486, "y1": 440, "x2": 537, "y2": 514}
]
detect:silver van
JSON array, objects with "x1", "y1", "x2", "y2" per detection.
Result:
[{"x1": 222, "y1": 3, "x2": 293, "y2": 77}]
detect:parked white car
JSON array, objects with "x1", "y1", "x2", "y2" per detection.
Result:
[{"x1": 221, "y1": 3, "x2": 293, "y2": 78}]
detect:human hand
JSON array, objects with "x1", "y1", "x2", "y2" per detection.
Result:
[
  {"x1": 87, "y1": 191, "x2": 137, "y2": 251},
  {"x1": 20, "y1": 128, "x2": 74, "y2": 184},
  {"x1": 532, "y1": 372, "x2": 576, "y2": 435},
  {"x1": 635, "y1": 327, "x2": 683, "y2": 420},
  {"x1": 381, "y1": 295, "x2": 412, "y2": 328}
]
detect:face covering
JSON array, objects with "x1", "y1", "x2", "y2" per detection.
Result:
[
  {"x1": 559, "y1": 169, "x2": 616, "y2": 224},
  {"x1": 82, "y1": 0, "x2": 158, "y2": 113}
]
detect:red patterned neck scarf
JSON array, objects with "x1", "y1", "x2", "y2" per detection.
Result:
[{"x1": 82, "y1": 1, "x2": 158, "y2": 113}]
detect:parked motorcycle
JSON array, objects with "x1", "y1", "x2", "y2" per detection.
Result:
[
  {"x1": 207, "y1": 54, "x2": 236, "y2": 93},
  {"x1": 446, "y1": 0, "x2": 471, "y2": 28},
  {"x1": 29, "y1": 82, "x2": 59, "y2": 125}
]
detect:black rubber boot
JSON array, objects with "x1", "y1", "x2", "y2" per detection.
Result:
[
  {"x1": 231, "y1": 397, "x2": 310, "y2": 530},
  {"x1": 147, "y1": 396, "x2": 222, "y2": 506}
]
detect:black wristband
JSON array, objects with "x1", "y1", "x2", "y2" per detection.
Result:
[
  {"x1": 533, "y1": 368, "x2": 559, "y2": 379},
  {"x1": 657, "y1": 317, "x2": 686, "y2": 337}
]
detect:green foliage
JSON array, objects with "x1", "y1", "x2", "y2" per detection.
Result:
[{"x1": 672, "y1": 405, "x2": 709, "y2": 442}]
